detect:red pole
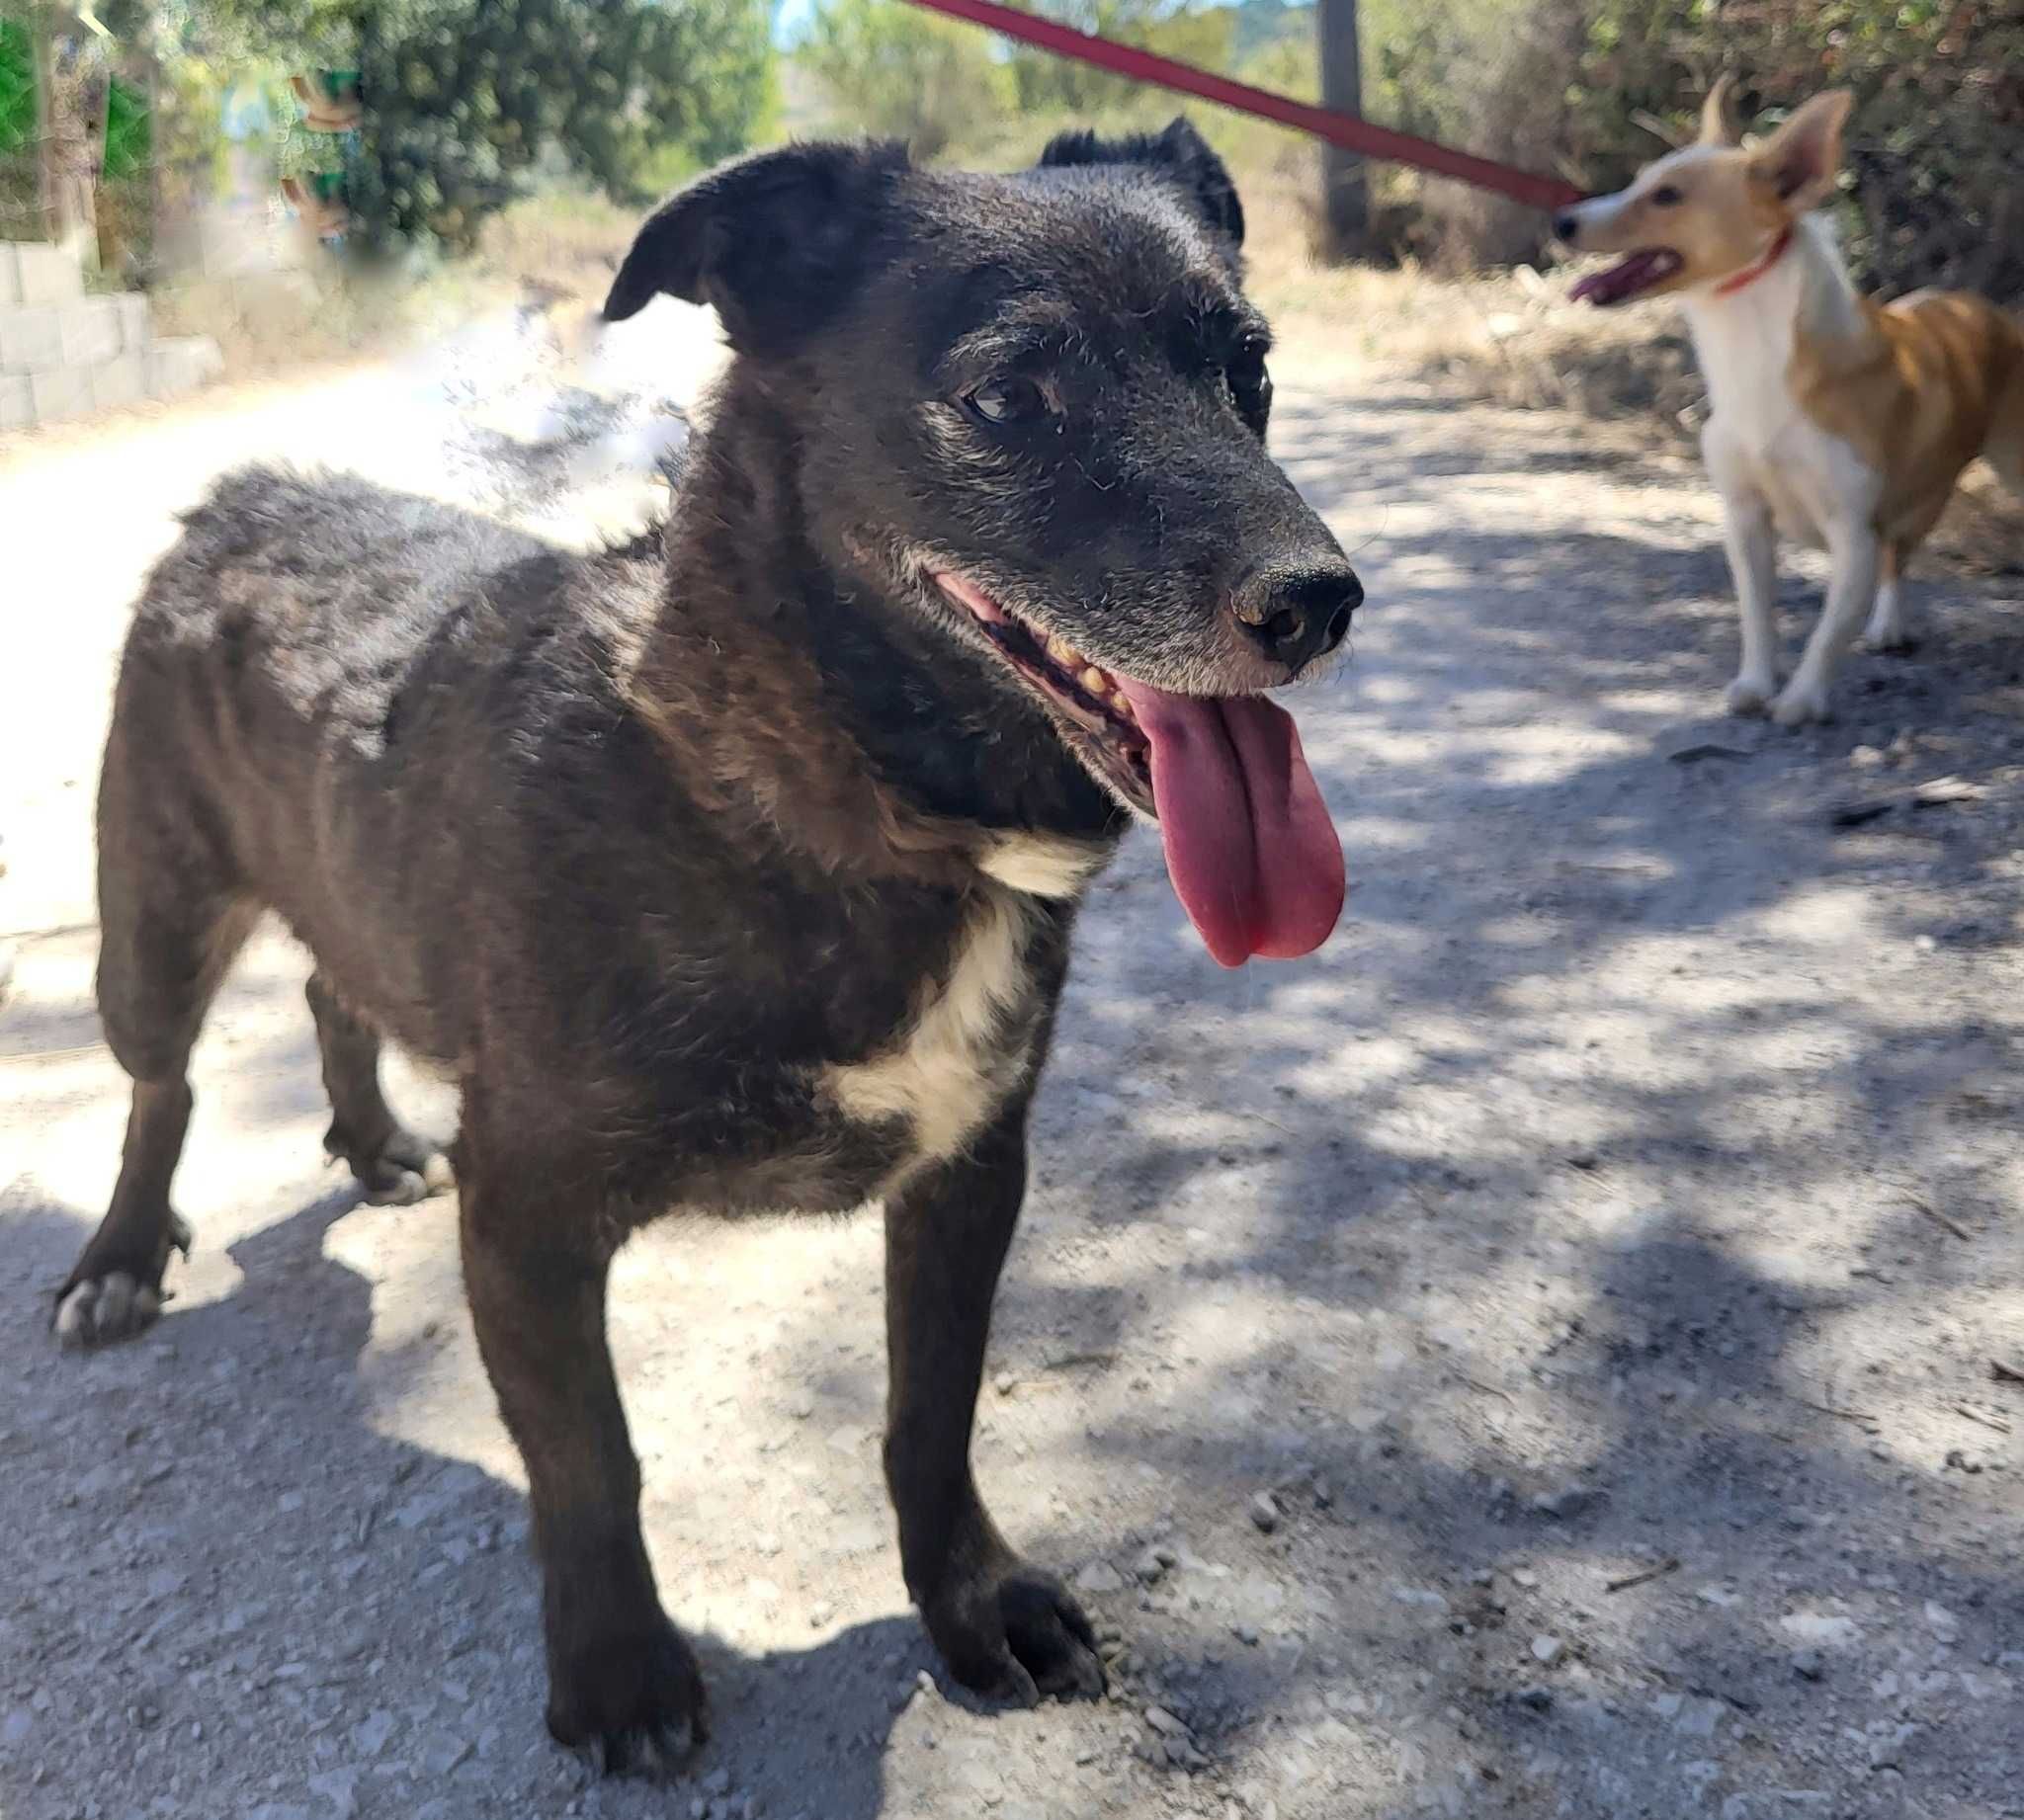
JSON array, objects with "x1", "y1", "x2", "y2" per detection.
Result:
[{"x1": 896, "y1": 0, "x2": 1584, "y2": 211}]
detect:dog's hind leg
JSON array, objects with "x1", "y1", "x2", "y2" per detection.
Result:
[
  {"x1": 883, "y1": 1100, "x2": 1106, "y2": 1705},
  {"x1": 459, "y1": 1146, "x2": 706, "y2": 1776},
  {"x1": 306, "y1": 972, "x2": 452, "y2": 1205},
  {"x1": 1861, "y1": 543, "x2": 1915, "y2": 654},
  {"x1": 58, "y1": 743, "x2": 259, "y2": 1345}
]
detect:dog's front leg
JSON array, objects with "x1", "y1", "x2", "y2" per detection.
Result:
[
  {"x1": 460, "y1": 1163, "x2": 706, "y2": 1776},
  {"x1": 883, "y1": 1100, "x2": 1105, "y2": 1705},
  {"x1": 1773, "y1": 520, "x2": 1882, "y2": 726},
  {"x1": 1718, "y1": 489, "x2": 1781, "y2": 715}
]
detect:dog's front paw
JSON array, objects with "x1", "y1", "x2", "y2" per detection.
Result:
[
  {"x1": 1724, "y1": 674, "x2": 1778, "y2": 716},
  {"x1": 53, "y1": 1212, "x2": 192, "y2": 1348},
  {"x1": 923, "y1": 1560, "x2": 1106, "y2": 1705},
  {"x1": 1770, "y1": 679, "x2": 1832, "y2": 727},
  {"x1": 546, "y1": 1616, "x2": 710, "y2": 1778}
]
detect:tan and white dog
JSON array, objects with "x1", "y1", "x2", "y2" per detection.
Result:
[{"x1": 1558, "y1": 82, "x2": 2024, "y2": 724}]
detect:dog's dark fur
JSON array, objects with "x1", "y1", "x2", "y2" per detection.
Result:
[{"x1": 61, "y1": 121, "x2": 1360, "y2": 1770}]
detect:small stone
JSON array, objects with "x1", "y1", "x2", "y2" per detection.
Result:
[
  {"x1": 1780, "y1": 1612, "x2": 1859, "y2": 1647},
  {"x1": 1924, "y1": 1601, "x2": 1961, "y2": 1638},
  {"x1": 1791, "y1": 1649, "x2": 1825, "y2": 1682},
  {"x1": 993, "y1": 1371, "x2": 1016, "y2": 1397},
  {"x1": 1531, "y1": 1484, "x2": 1590, "y2": 1520},
  {"x1": 1513, "y1": 1685, "x2": 1554, "y2": 1711},
  {"x1": 1850, "y1": 745, "x2": 1886, "y2": 769},
  {"x1": 808, "y1": 1602, "x2": 834, "y2": 1628},
  {"x1": 1510, "y1": 1569, "x2": 1541, "y2": 1591},
  {"x1": 1143, "y1": 1704, "x2": 1188, "y2": 1737},
  {"x1": 1674, "y1": 1696, "x2": 1724, "y2": 1739},
  {"x1": 350, "y1": 1709, "x2": 396, "y2": 1757},
  {"x1": 1075, "y1": 1560, "x2": 1126, "y2": 1596},
  {"x1": 1866, "y1": 1724, "x2": 1917, "y2": 1771},
  {"x1": 703, "y1": 1769, "x2": 733, "y2": 1796},
  {"x1": 420, "y1": 1735, "x2": 471, "y2": 1778},
  {"x1": 1134, "y1": 1547, "x2": 1170, "y2": 1585},
  {"x1": 1530, "y1": 1634, "x2": 1564, "y2": 1667},
  {"x1": 1249, "y1": 1492, "x2": 1281, "y2": 1533},
  {"x1": 1231, "y1": 1623, "x2": 1260, "y2": 1647}
]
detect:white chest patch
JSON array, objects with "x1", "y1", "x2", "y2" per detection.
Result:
[{"x1": 824, "y1": 883, "x2": 1043, "y2": 1170}]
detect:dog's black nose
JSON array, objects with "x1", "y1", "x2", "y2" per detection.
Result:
[
  {"x1": 1232, "y1": 565, "x2": 1362, "y2": 671},
  {"x1": 1554, "y1": 210, "x2": 1580, "y2": 244}
]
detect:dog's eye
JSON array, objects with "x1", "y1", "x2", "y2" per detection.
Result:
[
  {"x1": 1224, "y1": 342, "x2": 1272, "y2": 420},
  {"x1": 965, "y1": 377, "x2": 1047, "y2": 426},
  {"x1": 1649, "y1": 184, "x2": 1684, "y2": 207}
]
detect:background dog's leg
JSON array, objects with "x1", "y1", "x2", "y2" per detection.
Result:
[
  {"x1": 1861, "y1": 543, "x2": 1915, "y2": 653},
  {"x1": 306, "y1": 971, "x2": 453, "y2": 1205},
  {"x1": 1719, "y1": 491, "x2": 1781, "y2": 715},
  {"x1": 459, "y1": 1168, "x2": 707, "y2": 1776},
  {"x1": 1775, "y1": 522, "x2": 1882, "y2": 725},
  {"x1": 883, "y1": 1101, "x2": 1106, "y2": 1706}
]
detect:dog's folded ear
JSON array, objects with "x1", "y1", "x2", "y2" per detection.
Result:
[
  {"x1": 604, "y1": 140, "x2": 910, "y2": 354},
  {"x1": 1037, "y1": 116, "x2": 1244, "y2": 251}
]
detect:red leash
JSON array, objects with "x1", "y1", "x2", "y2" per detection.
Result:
[{"x1": 897, "y1": 0, "x2": 1584, "y2": 211}]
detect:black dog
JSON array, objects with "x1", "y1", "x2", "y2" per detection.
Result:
[{"x1": 58, "y1": 121, "x2": 1360, "y2": 1770}]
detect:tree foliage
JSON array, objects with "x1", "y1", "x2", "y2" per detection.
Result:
[{"x1": 187, "y1": 0, "x2": 773, "y2": 254}]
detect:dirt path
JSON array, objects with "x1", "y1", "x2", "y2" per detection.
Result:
[{"x1": 4, "y1": 321, "x2": 2023, "y2": 1820}]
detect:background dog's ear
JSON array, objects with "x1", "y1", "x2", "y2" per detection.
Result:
[
  {"x1": 1697, "y1": 73, "x2": 1740, "y2": 147},
  {"x1": 1038, "y1": 117, "x2": 1245, "y2": 250},
  {"x1": 603, "y1": 141, "x2": 909, "y2": 353},
  {"x1": 1748, "y1": 90, "x2": 1852, "y2": 210}
]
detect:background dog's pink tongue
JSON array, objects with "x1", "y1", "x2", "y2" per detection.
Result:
[{"x1": 1115, "y1": 680, "x2": 1344, "y2": 967}]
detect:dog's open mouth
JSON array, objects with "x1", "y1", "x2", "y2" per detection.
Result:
[
  {"x1": 1569, "y1": 247, "x2": 1684, "y2": 307},
  {"x1": 934, "y1": 570, "x2": 1345, "y2": 967},
  {"x1": 933, "y1": 571, "x2": 1156, "y2": 816}
]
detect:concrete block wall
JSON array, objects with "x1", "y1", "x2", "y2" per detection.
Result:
[{"x1": 0, "y1": 243, "x2": 222, "y2": 430}]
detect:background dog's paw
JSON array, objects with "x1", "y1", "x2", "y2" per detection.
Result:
[
  {"x1": 1724, "y1": 675, "x2": 1777, "y2": 716},
  {"x1": 547, "y1": 1618, "x2": 710, "y2": 1779},
  {"x1": 1771, "y1": 681, "x2": 1832, "y2": 726},
  {"x1": 927, "y1": 1561, "x2": 1107, "y2": 1706}
]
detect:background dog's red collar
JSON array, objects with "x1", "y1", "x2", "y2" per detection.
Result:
[{"x1": 1713, "y1": 227, "x2": 1795, "y2": 298}]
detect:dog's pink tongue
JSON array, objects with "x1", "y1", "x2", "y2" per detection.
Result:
[{"x1": 1115, "y1": 680, "x2": 1344, "y2": 968}]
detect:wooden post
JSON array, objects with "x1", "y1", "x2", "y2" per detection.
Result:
[{"x1": 1316, "y1": 0, "x2": 1366, "y2": 262}]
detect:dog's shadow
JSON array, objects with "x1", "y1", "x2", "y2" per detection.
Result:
[{"x1": 8, "y1": 1183, "x2": 907, "y2": 1820}]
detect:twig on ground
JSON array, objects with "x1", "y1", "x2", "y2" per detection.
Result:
[
  {"x1": 1954, "y1": 1404, "x2": 2013, "y2": 1437},
  {"x1": 1904, "y1": 1194, "x2": 1974, "y2": 1242},
  {"x1": 1605, "y1": 1557, "x2": 1680, "y2": 1595},
  {"x1": 1796, "y1": 1397, "x2": 1880, "y2": 1432}
]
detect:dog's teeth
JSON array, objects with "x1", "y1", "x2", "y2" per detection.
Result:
[
  {"x1": 1079, "y1": 667, "x2": 1108, "y2": 696},
  {"x1": 1048, "y1": 634, "x2": 1085, "y2": 666}
]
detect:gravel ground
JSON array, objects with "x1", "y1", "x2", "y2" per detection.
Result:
[{"x1": 3, "y1": 310, "x2": 2023, "y2": 1820}]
